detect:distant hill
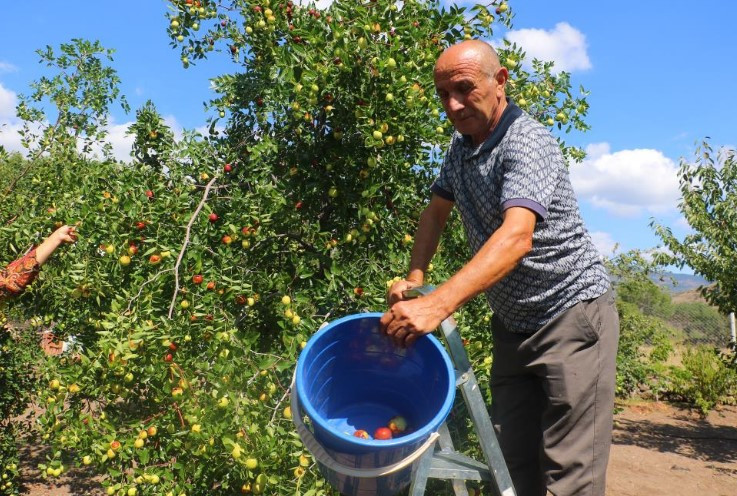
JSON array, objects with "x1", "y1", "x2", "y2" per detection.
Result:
[
  {"x1": 649, "y1": 271, "x2": 710, "y2": 294},
  {"x1": 671, "y1": 289, "x2": 709, "y2": 305}
]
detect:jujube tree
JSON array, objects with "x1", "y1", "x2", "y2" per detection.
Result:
[{"x1": 0, "y1": 1, "x2": 591, "y2": 495}]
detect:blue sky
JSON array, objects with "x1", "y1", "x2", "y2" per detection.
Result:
[{"x1": 1, "y1": 1, "x2": 736, "y2": 269}]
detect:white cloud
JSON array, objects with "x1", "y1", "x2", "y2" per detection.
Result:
[
  {"x1": 0, "y1": 83, "x2": 18, "y2": 119},
  {"x1": 505, "y1": 22, "x2": 591, "y2": 73},
  {"x1": 0, "y1": 121, "x2": 26, "y2": 153},
  {"x1": 589, "y1": 231, "x2": 618, "y2": 257},
  {"x1": 570, "y1": 143, "x2": 681, "y2": 217},
  {"x1": 0, "y1": 62, "x2": 18, "y2": 74}
]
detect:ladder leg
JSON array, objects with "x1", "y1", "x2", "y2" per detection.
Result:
[
  {"x1": 408, "y1": 439, "x2": 436, "y2": 496},
  {"x1": 401, "y1": 286, "x2": 516, "y2": 496},
  {"x1": 437, "y1": 423, "x2": 470, "y2": 496},
  {"x1": 440, "y1": 319, "x2": 516, "y2": 496}
]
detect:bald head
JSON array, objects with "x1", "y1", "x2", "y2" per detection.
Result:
[
  {"x1": 433, "y1": 40, "x2": 508, "y2": 145},
  {"x1": 435, "y1": 40, "x2": 501, "y2": 80}
]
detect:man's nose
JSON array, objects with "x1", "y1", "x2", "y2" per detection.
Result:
[{"x1": 446, "y1": 94, "x2": 464, "y2": 113}]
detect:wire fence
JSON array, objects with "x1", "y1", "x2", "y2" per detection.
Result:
[{"x1": 663, "y1": 308, "x2": 735, "y2": 348}]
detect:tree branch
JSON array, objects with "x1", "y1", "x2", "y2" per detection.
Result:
[{"x1": 168, "y1": 176, "x2": 218, "y2": 319}]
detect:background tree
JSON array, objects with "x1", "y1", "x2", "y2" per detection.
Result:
[{"x1": 652, "y1": 141, "x2": 737, "y2": 314}]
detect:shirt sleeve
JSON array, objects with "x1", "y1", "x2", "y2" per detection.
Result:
[
  {"x1": 430, "y1": 135, "x2": 459, "y2": 202},
  {"x1": 0, "y1": 248, "x2": 40, "y2": 299},
  {"x1": 500, "y1": 127, "x2": 562, "y2": 220}
]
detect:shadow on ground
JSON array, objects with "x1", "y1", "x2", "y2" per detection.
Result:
[
  {"x1": 16, "y1": 424, "x2": 103, "y2": 496},
  {"x1": 613, "y1": 416, "x2": 737, "y2": 465}
]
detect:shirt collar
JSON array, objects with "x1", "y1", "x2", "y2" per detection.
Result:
[{"x1": 461, "y1": 98, "x2": 522, "y2": 158}]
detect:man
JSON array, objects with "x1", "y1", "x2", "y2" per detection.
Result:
[{"x1": 379, "y1": 40, "x2": 619, "y2": 496}]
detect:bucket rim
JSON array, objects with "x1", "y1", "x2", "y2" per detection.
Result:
[{"x1": 296, "y1": 312, "x2": 455, "y2": 449}]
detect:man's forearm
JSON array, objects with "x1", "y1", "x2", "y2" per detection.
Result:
[{"x1": 431, "y1": 208, "x2": 536, "y2": 317}]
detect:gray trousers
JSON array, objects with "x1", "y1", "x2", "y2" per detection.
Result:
[{"x1": 490, "y1": 289, "x2": 619, "y2": 496}]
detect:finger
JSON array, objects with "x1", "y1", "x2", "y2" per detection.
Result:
[
  {"x1": 388, "y1": 291, "x2": 401, "y2": 306},
  {"x1": 386, "y1": 317, "x2": 405, "y2": 339},
  {"x1": 391, "y1": 327, "x2": 407, "y2": 347},
  {"x1": 379, "y1": 311, "x2": 393, "y2": 334}
]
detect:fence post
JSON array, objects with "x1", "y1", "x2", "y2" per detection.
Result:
[{"x1": 730, "y1": 312, "x2": 736, "y2": 344}]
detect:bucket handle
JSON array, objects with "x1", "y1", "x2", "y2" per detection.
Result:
[{"x1": 290, "y1": 371, "x2": 439, "y2": 479}]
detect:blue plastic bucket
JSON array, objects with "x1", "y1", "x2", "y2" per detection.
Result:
[{"x1": 292, "y1": 313, "x2": 455, "y2": 496}]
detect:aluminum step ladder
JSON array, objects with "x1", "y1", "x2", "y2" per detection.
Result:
[{"x1": 403, "y1": 286, "x2": 516, "y2": 496}]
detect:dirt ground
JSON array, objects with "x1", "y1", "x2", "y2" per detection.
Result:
[
  {"x1": 13, "y1": 401, "x2": 737, "y2": 495},
  {"x1": 605, "y1": 401, "x2": 737, "y2": 496}
]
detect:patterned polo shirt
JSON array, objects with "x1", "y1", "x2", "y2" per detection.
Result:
[{"x1": 431, "y1": 100, "x2": 610, "y2": 333}]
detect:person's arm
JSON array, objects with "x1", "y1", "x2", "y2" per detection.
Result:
[
  {"x1": 381, "y1": 206, "x2": 536, "y2": 346},
  {"x1": 0, "y1": 225, "x2": 77, "y2": 299},
  {"x1": 386, "y1": 194, "x2": 454, "y2": 305},
  {"x1": 35, "y1": 225, "x2": 77, "y2": 266},
  {"x1": 0, "y1": 249, "x2": 41, "y2": 298}
]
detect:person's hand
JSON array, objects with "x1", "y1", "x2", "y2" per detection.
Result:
[
  {"x1": 35, "y1": 224, "x2": 78, "y2": 266},
  {"x1": 52, "y1": 225, "x2": 78, "y2": 244},
  {"x1": 386, "y1": 279, "x2": 420, "y2": 307},
  {"x1": 380, "y1": 294, "x2": 446, "y2": 347}
]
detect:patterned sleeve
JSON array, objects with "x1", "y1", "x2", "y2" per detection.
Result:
[
  {"x1": 430, "y1": 134, "x2": 460, "y2": 202},
  {"x1": 0, "y1": 248, "x2": 41, "y2": 299},
  {"x1": 500, "y1": 124, "x2": 562, "y2": 220}
]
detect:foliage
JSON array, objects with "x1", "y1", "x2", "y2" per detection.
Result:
[
  {"x1": 668, "y1": 301, "x2": 730, "y2": 345},
  {"x1": 666, "y1": 346, "x2": 737, "y2": 416},
  {"x1": 0, "y1": 424, "x2": 20, "y2": 496},
  {"x1": 613, "y1": 300, "x2": 671, "y2": 398},
  {"x1": 617, "y1": 273, "x2": 673, "y2": 319},
  {"x1": 0, "y1": 327, "x2": 39, "y2": 421},
  {"x1": 0, "y1": 1, "x2": 592, "y2": 495},
  {"x1": 606, "y1": 250, "x2": 735, "y2": 412},
  {"x1": 652, "y1": 141, "x2": 737, "y2": 315},
  {"x1": 0, "y1": 322, "x2": 41, "y2": 496},
  {"x1": 607, "y1": 251, "x2": 674, "y2": 398}
]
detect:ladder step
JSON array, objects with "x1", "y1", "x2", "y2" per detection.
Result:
[{"x1": 428, "y1": 451, "x2": 492, "y2": 481}]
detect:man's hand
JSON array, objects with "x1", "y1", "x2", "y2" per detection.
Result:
[
  {"x1": 380, "y1": 294, "x2": 447, "y2": 347},
  {"x1": 386, "y1": 279, "x2": 420, "y2": 306}
]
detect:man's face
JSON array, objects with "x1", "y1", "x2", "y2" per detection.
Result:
[{"x1": 434, "y1": 52, "x2": 504, "y2": 145}]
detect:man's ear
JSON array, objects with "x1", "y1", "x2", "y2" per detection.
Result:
[{"x1": 495, "y1": 67, "x2": 509, "y2": 87}]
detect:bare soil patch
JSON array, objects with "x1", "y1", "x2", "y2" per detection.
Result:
[{"x1": 606, "y1": 401, "x2": 737, "y2": 496}]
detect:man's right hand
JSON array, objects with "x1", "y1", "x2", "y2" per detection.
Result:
[{"x1": 386, "y1": 279, "x2": 420, "y2": 307}]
